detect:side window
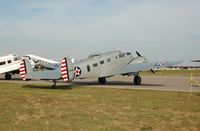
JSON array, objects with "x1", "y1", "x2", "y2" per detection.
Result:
[
  {"x1": 107, "y1": 58, "x2": 111, "y2": 63},
  {"x1": 93, "y1": 63, "x2": 98, "y2": 67},
  {"x1": 125, "y1": 52, "x2": 131, "y2": 56},
  {"x1": 87, "y1": 65, "x2": 90, "y2": 72},
  {"x1": 119, "y1": 53, "x2": 125, "y2": 58},
  {"x1": 0, "y1": 61, "x2": 6, "y2": 66},
  {"x1": 7, "y1": 60, "x2": 12, "y2": 64},
  {"x1": 100, "y1": 60, "x2": 104, "y2": 65}
]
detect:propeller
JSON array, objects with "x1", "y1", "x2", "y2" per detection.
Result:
[{"x1": 136, "y1": 51, "x2": 142, "y2": 57}]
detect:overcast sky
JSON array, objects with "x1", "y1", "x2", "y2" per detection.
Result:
[{"x1": 0, "y1": 0, "x2": 199, "y2": 65}]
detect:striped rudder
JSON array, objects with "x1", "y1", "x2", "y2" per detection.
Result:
[
  {"x1": 61, "y1": 57, "x2": 69, "y2": 82},
  {"x1": 19, "y1": 59, "x2": 26, "y2": 80}
]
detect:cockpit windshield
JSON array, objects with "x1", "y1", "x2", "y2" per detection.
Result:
[{"x1": 13, "y1": 56, "x2": 19, "y2": 61}]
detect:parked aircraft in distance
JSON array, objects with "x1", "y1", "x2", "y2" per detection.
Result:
[
  {"x1": 0, "y1": 54, "x2": 21, "y2": 79},
  {"x1": 0, "y1": 54, "x2": 59, "y2": 80},
  {"x1": 20, "y1": 50, "x2": 182, "y2": 88}
]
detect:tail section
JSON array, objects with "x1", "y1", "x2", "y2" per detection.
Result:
[
  {"x1": 19, "y1": 59, "x2": 26, "y2": 80},
  {"x1": 61, "y1": 57, "x2": 69, "y2": 82}
]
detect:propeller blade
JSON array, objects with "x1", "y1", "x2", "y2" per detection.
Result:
[
  {"x1": 191, "y1": 60, "x2": 200, "y2": 62},
  {"x1": 136, "y1": 51, "x2": 142, "y2": 57},
  {"x1": 150, "y1": 69, "x2": 155, "y2": 74}
]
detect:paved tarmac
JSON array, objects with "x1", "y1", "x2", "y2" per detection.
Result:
[{"x1": 0, "y1": 74, "x2": 200, "y2": 92}]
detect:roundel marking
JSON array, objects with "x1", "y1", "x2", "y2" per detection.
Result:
[{"x1": 74, "y1": 66, "x2": 81, "y2": 77}]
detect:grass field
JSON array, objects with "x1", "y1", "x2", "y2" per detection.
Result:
[
  {"x1": 141, "y1": 70, "x2": 200, "y2": 77},
  {"x1": 0, "y1": 83, "x2": 200, "y2": 131}
]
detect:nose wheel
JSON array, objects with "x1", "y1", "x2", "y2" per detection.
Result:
[{"x1": 134, "y1": 75, "x2": 141, "y2": 85}]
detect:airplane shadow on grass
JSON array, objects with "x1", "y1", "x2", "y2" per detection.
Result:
[
  {"x1": 0, "y1": 78, "x2": 22, "y2": 81},
  {"x1": 23, "y1": 84, "x2": 74, "y2": 90},
  {"x1": 73, "y1": 81, "x2": 164, "y2": 87},
  {"x1": 22, "y1": 81, "x2": 164, "y2": 90}
]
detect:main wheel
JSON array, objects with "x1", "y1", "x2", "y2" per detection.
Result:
[
  {"x1": 5, "y1": 73, "x2": 12, "y2": 80},
  {"x1": 134, "y1": 75, "x2": 141, "y2": 85},
  {"x1": 52, "y1": 85, "x2": 56, "y2": 89},
  {"x1": 98, "y1": 77, "x2": 107, "y2": 84},
  {"x1": 52, "y1": 80, "x2": 57, "y2": 89}
]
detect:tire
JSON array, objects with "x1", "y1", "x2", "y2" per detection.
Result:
[
  {"x1": 134, "y1": 75, "x2": 141, "y2": 85},
  {"x1": 5, "y1": 73, "x2": 12, "y2": 80},
  {"x1": 98, "y1": 77, "x2": 107, "y2": 84}
]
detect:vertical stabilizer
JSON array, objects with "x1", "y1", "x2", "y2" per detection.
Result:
[
  {"x1": 61, "y1": 57, "x2": 69, "y2": 82},
  {"x1": 19, "y1": 60, "x2": 27, "y2": 80}
]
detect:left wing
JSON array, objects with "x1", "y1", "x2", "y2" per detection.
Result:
[{"x1": 116, "y1": 61, "x2": 182, "y2": 76}]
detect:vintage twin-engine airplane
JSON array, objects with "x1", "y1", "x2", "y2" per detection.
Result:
[{"x1": 20, "y1": 50, "x2": 182, "y2": 88}]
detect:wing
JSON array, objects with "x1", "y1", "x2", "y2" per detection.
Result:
[{"x1": 118, "y1": 61, "x2": 183, "y2": 75}]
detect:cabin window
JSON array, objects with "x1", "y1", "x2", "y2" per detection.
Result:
[
  {"x1": 7, "y1": 60, "x2": 12, "y2": 64},
  {"x1": 119, "y1": 53, "x2": 125, "y2": 58},
  {"x1": 107, "y1": 58, "x2": 111, "y2": 62},
  {"x1": 100, "y1": 60, "x2": 104, "y2": 64},
  {"x1": 87, "y1": 65, "x2": 90, "y2": 72},
  {"x1": 93, "y1": 63, "x2": 98, "y2": 67},
  {"x1": 0, "y1": 61, "x2": 6, "y2": 66},
  {"x1": 125, "y1": 52, "x2": 131, "y2": 56}
]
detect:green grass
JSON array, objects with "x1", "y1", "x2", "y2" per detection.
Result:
[
  {"x1": 141, "y1": 70, "x2": 200, "y2": 77},
  {"x1": 0, "y1": 83, "x2": 200, "y2": 131}
]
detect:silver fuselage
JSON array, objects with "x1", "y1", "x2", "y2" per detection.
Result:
[{"x1": 75, "y1": 51, "x2": 134, "y2": 79}]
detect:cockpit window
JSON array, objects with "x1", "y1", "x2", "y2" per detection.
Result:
[
  {"x1": 119, "y1": 53, "x2": 125, "y2": 58},
  {"x1": 13, "y1": 57, "x2": 19, "y2": 61}
]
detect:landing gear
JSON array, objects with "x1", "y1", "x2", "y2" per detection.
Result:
[
  {"x1": 5, "y1": 73, "x2": 12, "y2": 80},
  {"x1": 98, "y1": 77, "x2": 107, "y2": 84},
  {"x1": 134, "y1": 75, "x2": 141, "y2": 85},
  {"x1": 52, "y1": 80, "x2": 57, "y2": 89}
]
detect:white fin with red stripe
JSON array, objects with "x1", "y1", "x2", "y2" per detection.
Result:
[
  {"x1": 61, "y1": 57, "x2": 69, "y2": 82},
  {"x1": 19, "y1": 59, "x2": 26, "y2": 80}
]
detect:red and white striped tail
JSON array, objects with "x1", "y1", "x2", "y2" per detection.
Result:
[
  {"x1": 19, "y1": 59, "x2": 26, "y2": 80},
  {"x1": 61, "y1": 57, "x2": 69, "y2": 82}
]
